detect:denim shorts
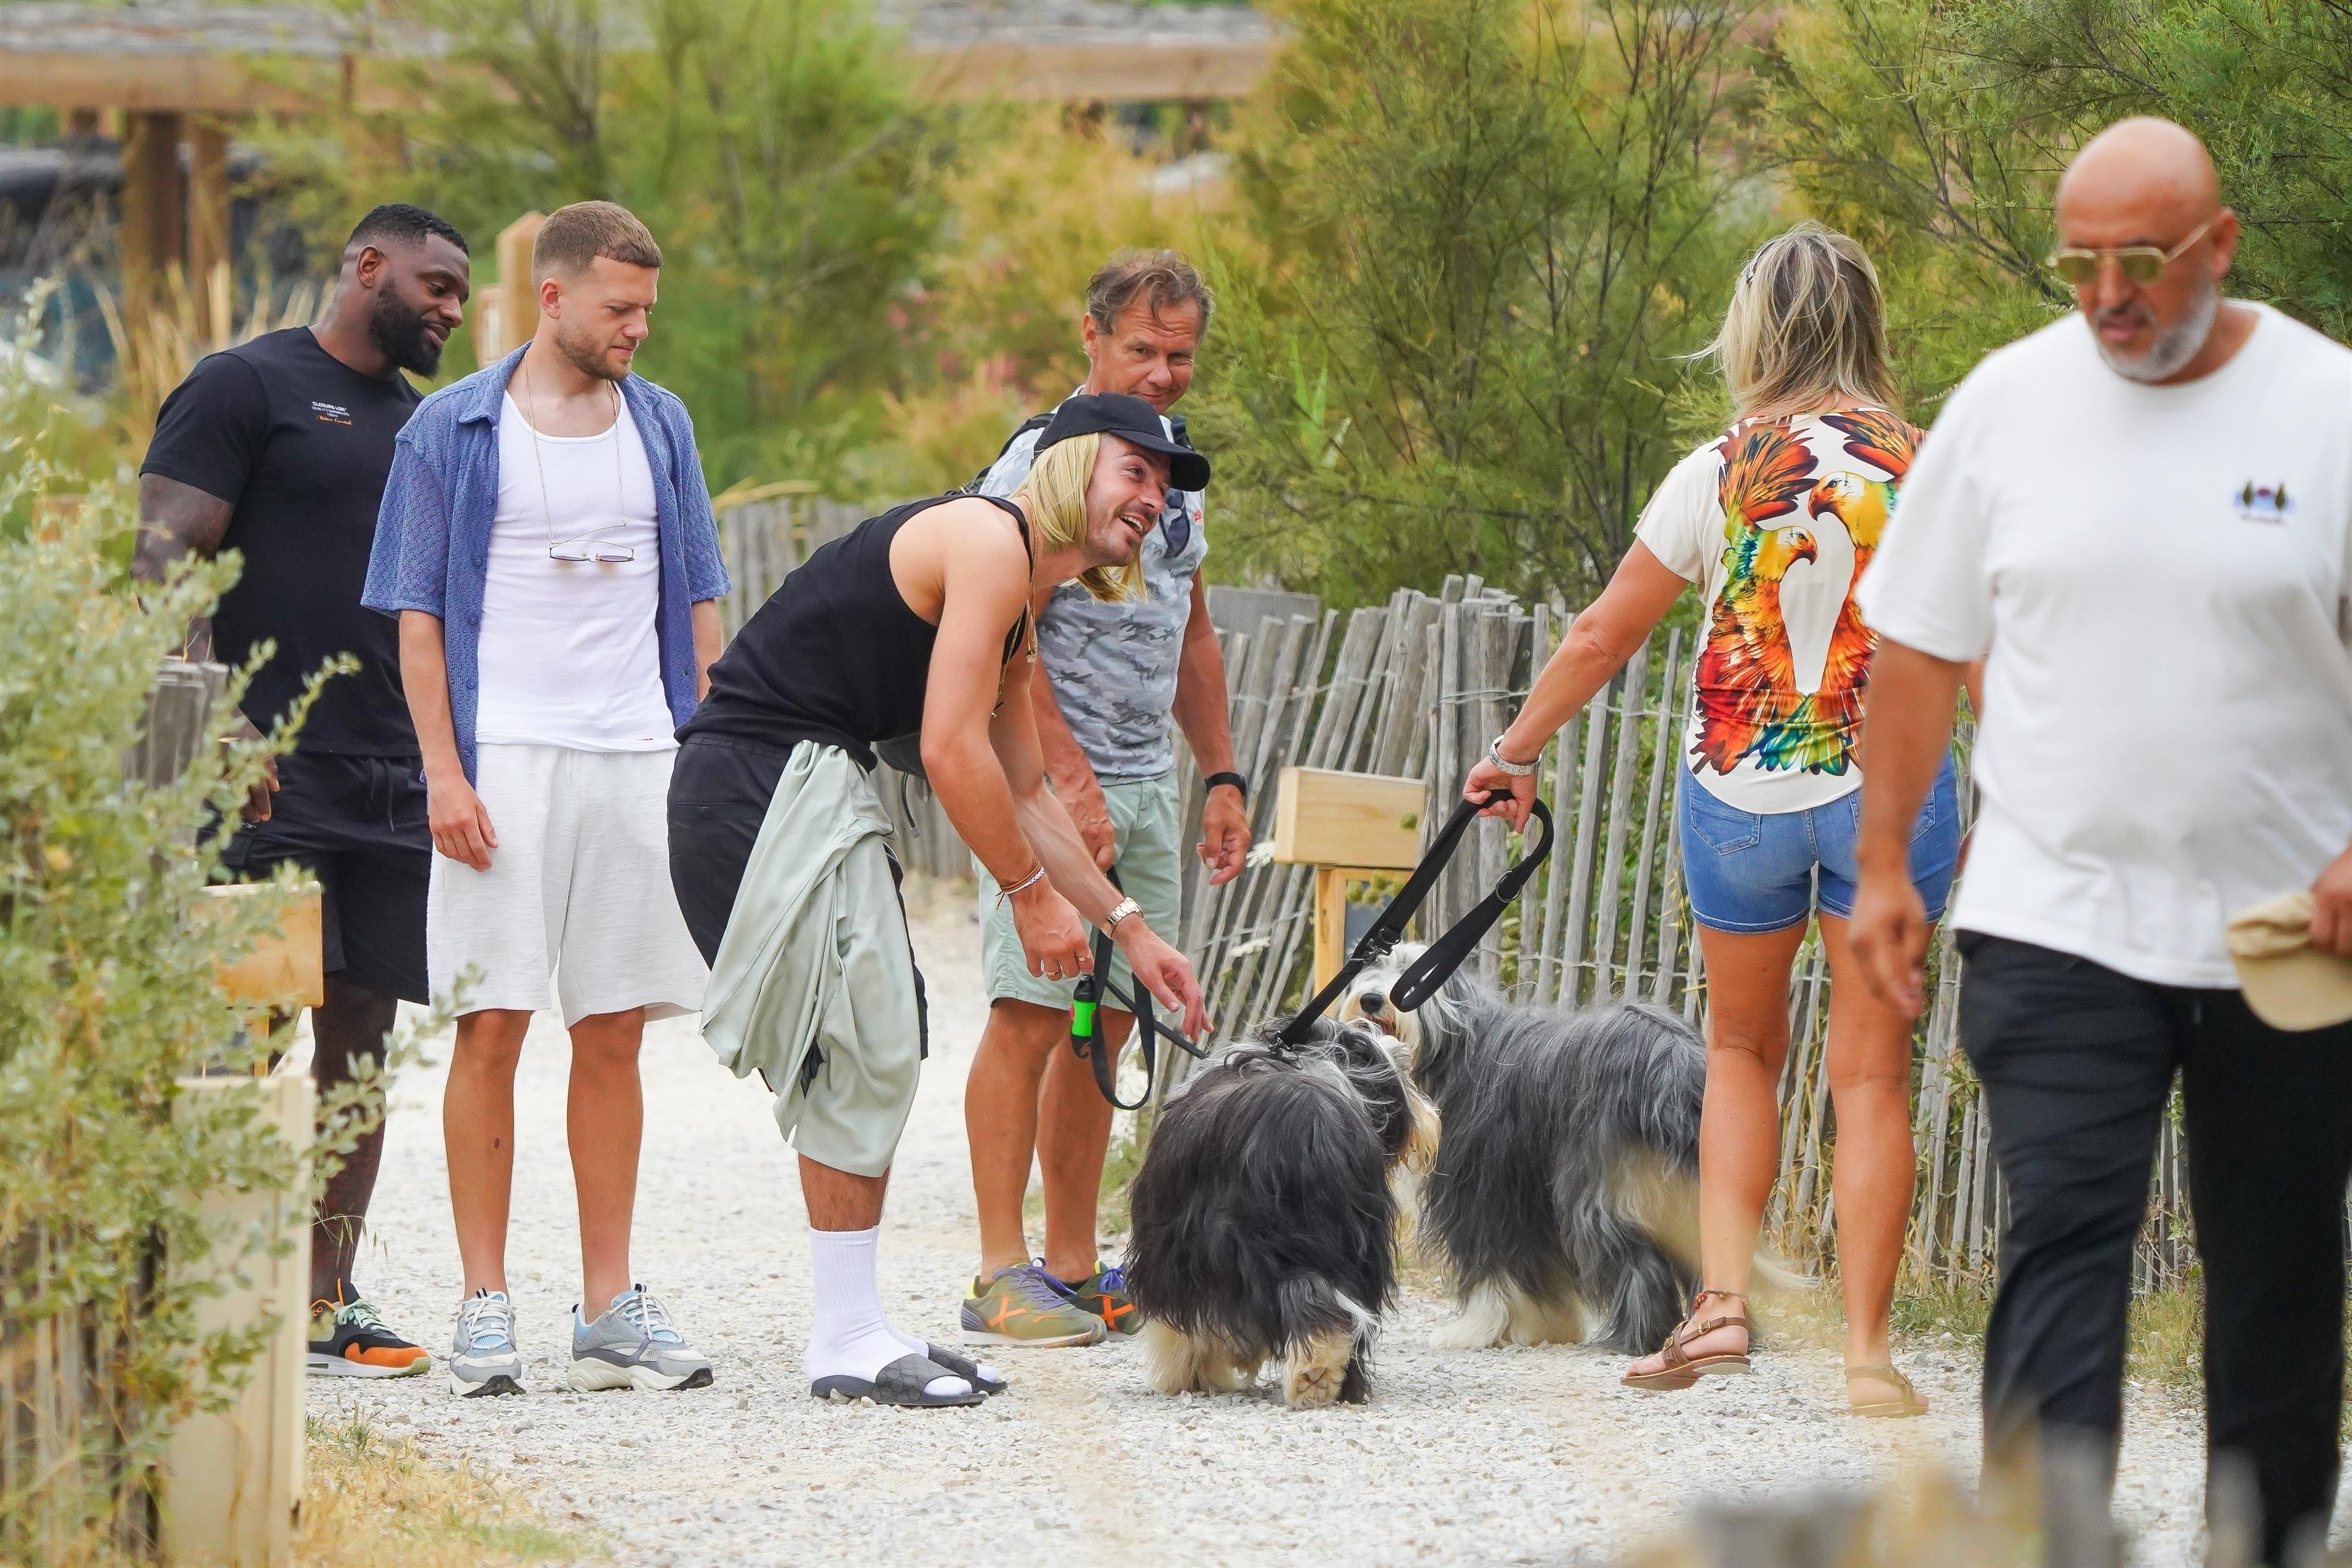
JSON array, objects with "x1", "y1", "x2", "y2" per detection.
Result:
[{"x1": 1675, "y1": 757, "x2": 1962, "y2": 935}]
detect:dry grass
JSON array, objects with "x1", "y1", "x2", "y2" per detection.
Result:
[{"x1": 296, "y1": 1408, "x2": 597, "y2": 1567}]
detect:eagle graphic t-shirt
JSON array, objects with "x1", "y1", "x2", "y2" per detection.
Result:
[{"x1": 1635, "y1": 407, "x2": 1925, "y2": 813}]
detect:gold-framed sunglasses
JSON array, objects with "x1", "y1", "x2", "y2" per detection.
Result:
[{"x1": 2045, "y1": 212, "x2": 2218, "y2": 288}]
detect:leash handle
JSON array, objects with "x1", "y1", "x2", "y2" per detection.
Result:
[
  {"x1": 1390, "y1": 797, "x2": 1554, "y2": 1010},
  {"x1": 1279, "y1": 790, "x2": 1551, "y2": 1043},
  {"x1": 1069, "y1": 867, "x2": 1212, "y2": 1111}
]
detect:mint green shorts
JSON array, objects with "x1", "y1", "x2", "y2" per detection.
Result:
[{"x1": 978, "y1": 771, "x2": 1184, "y2": 1011}]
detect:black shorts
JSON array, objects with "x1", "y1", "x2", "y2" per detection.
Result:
[
  {"x1": 666, "y1": 736, "x2": 792, "y2": 967},
  {"x1": 218, "y1": 751, "x2": 431, "y2": 1004}
]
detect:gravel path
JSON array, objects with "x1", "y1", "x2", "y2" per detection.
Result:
[{"x1": 311, "y1": 877, "x2": 2242, "y2": 1566}]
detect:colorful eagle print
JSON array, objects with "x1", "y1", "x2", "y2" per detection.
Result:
[{"x1": 1689, "y1": 408, "x2": 1925, "y2": 779}]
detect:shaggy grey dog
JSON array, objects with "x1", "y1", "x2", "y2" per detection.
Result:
[
  {"x1": 1124, "y1": 1016, "x2": 1437, "y2": 1407},
  {"x1": 1344, "y1": 946, "x2": 1706, "y2": 1355}
]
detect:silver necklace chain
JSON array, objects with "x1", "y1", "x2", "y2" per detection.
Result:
[{"x1": 519, "y1": 358, "x2": 631, "y2": 562}]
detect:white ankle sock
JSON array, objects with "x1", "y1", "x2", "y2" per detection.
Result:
[{"x1": 804, "y1": 1227, "x2": 969, "y2": 1399}]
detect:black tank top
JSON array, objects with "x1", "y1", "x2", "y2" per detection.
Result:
[{"x1": 679, "y1": 493, "x2": 1030, "y2": 770}]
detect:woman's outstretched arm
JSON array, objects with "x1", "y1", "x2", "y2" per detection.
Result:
[{"x1": 1464, "y1": 541, "x2": 1692, "y2": 829}]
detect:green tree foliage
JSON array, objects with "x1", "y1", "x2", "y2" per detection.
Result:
[
  {"x1": 288, "y1": 0, "x2": 963, "y2": 485},
  {"x1": 1191, "y1": 0, "x2": 1765, "y2": 606},
  {"x1": 1760, "y1": 0, "x2": 2352, "y2": 408}
]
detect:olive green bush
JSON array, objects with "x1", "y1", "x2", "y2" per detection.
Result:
[{"x1": 0, "y1": 299, "x2": 394, "y2": 1561}]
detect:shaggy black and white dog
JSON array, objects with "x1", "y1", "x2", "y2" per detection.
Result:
[
  {"x1": 1123, "y1": 1016, "x2": 1436, "y2": 1407},
  {"x1": 1343, "y1": 947, "x2": 1708, "y2": 1355}
]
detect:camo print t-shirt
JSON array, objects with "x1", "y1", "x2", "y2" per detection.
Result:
[{"x1": 975, "y1": 400, "x2": 1208, "y2": 782}]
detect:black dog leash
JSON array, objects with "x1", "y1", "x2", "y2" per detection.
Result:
[
  {"x1": 1070, "y1": 867, "x2": 1210, "y2": 1110},
  {"x1": 1278, "y1": 791, "x2": 1555, "y2": 1045}
]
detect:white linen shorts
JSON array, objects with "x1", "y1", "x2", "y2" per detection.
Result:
[{"x1": 427, "y1": 743, "x2": 707, "y2": 1027}]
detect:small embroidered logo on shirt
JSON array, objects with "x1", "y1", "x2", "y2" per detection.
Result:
[
  {"x1": 2233, "y1": 480, "x2": 2293, "y2": 521},
  {"x1": 312, "y1": 401, "x2": 353, "y2": 425}
]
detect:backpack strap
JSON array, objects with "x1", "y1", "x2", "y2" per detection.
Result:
[{"x1": 962, "y1": 411, "x2": 1054, "y2": 496}]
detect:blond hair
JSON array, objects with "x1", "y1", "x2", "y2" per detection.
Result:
[
  {"x1": 1706, "y1": 222, "x2": 1900, "y2": 420},
  {"x1": 1011, "y1": 433, "x2": 1144, "y2": 604}
]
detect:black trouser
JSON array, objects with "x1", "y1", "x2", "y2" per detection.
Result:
[{"x1": 1958, "y1": 934, "x2": 2352, "y2": 1566}]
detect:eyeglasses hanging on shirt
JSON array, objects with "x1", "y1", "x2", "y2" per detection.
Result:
[{"x1": 519, "y1": 360, "x2": 635, "y2": 564}]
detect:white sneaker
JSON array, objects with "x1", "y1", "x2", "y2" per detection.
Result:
[{"x1": 448, "y1": 1288, "x2": 523, "y2": 1397}]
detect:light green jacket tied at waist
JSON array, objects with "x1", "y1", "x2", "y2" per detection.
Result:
[{"x1": 700, "y1": 743, "x2": 926, "y2": 1179}]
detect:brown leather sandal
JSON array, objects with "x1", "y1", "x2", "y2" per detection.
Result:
[
  {"x1": 1845, "y1": 1362, "x2": 1929, "y2": 1418},
  {"x1": 1620, "y1": 1290, "x2": 1752, "y2": 1391}
]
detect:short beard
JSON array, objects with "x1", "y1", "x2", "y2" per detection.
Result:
[
  {"x1": 555, "y1": 318, "x2": 626, "y2": 384},
  {"x1": 369, "y1": 288, "x2": 443, "y2": 376},
  {"x1": 2094, "y1": 269, "x2": 2220, "y2": 384}
]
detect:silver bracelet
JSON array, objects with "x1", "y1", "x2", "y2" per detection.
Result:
[
  {"x1": 1487, "y1": 736, "x2": 1540, "y2": 777},
  {"x1": 1103, "y1": 896, "x2": 1142, "y2": 933},
  {"x1": 997, "y1": 864, "x2": 1047, "y2": 902}
]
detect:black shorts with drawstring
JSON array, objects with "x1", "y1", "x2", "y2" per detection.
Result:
[{"x1": 217, "y1": 750, "x2": 431, "y2": 1004}]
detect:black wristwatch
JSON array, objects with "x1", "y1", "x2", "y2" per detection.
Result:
[{"x1": 1205, "y1": 771, "x2": 1248, "y2": 802}]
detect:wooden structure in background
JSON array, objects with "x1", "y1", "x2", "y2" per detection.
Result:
[
  {"x1": 468, "y1": 211, "x2": 545, "y2": 366},
  {"x1": 0, "y1": 2, "x2": 1273, "y2": 333},
  {"x1": 1271, "y1": 767, "x2": 1426, "y2": 988}
]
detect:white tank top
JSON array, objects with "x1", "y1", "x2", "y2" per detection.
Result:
[{"x1": 475, "y1": 391, "x2": 675, "y2": 750}]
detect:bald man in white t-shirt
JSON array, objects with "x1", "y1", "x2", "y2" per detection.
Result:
[{"x1": 1849, "y1": 119, "x2": 2352, "y2": 1563}]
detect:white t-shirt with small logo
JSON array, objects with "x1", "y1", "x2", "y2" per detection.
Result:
[
  {"x1": 1855, "y1": 303, "x2": 2352, "y2": 987},
  {"x1": 476, "y1": 392, "x2": 676, "y2": 751}
]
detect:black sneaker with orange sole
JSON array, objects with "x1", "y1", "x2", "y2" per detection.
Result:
[{"x1": 307, "y1": 1294, "x2": 432, "y2": 1379}]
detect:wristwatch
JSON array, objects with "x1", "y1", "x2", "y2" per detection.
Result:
[
  {"x1": 1486, "y1": 736, "x2": 1540, "y2": 777},
  {"x1": 1205, "y1": 770, "x2": 1248, "y2": 801},
  {"x1": 1104, "y1": 896, "x2": 1142, "y2": 932}
]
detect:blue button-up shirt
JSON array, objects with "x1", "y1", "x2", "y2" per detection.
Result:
[{"x1": 362, "y1": 346, "x2": 730, "y2": 784}]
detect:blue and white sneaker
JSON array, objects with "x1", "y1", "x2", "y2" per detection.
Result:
[
  {"x1": 448, "y1": 1288, "x2": 524, "y2": 1397},
  {"x1": 566, "y1": 1284, "x2": 715, "y2": 1392}
]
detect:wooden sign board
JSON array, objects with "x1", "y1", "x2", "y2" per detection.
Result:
[
  {"x1": 1272, "y1": 767, "x2": 1427, "y2": 871},
  {"x1": 194, "y1": 883, "x2": 325, "y2": 1011}
]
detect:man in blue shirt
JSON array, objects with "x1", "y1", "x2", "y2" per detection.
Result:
[{"x1": 365, "y1": 201, "x2": 728, "y2": 1399}]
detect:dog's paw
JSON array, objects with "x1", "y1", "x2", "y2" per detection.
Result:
[
  {"x1": 1429, "y1": 1314, "x2": 1506, "y2": 1351},
  {"x1": 1282, "y1": 1332, "x2": 1354, "y2": 1408}
]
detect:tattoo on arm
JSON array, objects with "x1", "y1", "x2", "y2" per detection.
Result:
[{"x1": 135, "y1": 474, "x2": 235, "y2": 661}]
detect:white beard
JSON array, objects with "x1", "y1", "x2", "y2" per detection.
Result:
[{"x1": 2096, "y1": 269, "x2": 2221, "y2": 384}]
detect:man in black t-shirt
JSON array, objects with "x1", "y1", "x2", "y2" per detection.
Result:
[{"x1": 136, "y1": 202, "x2": 470, "y2": 1381}]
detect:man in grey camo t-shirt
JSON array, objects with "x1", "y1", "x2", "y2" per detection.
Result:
[{"x1": 958, "y1": 252, "x2": 1252, "y2": 1348}]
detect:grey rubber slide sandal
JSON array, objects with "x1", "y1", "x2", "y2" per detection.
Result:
[
  {"x1": 808, "y1": 1353, "x2": 986, "y2": 1408},
  {"x1": 917, "y1": 1342, "x2": 1007, "y2": 1396}
]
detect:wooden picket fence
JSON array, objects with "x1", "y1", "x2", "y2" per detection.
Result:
[{"x1": 708, "y1": 499, "x2": 2197, "y2": 1293}]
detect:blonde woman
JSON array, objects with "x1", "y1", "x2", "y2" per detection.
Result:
[
  {"x1": 667, "y1": 393, "x2": 1210, "y2": 1409},
  {"x1": 1464, "y1": 224, "x2": 1966, "y2": 1415}
]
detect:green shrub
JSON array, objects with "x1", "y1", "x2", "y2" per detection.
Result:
[{"x1": 0, "y1": 296, "x2": 365, "y2": 1561}]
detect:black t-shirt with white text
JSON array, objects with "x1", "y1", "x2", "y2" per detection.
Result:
[{"x1": 141, "y1": 326, "x2": 420, "y2": 754}]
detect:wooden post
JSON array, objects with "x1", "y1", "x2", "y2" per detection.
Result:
[
  {"x1": 473, "y1": 211, "x2": 545, "y2": 365},
  {"x1": 119, "y1": 111, "x2": 185, "y2": 320},
  {"x1": 160, "y1": 1071, "x2": 310, "y2": 1567},
  {"x1": 186, "y1": 119, "x2": 232, "y2": 341}
]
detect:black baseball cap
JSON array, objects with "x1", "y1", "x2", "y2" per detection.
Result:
[{"x1": 1035, "y1": 391, "x2": 1211, "y2": 492}]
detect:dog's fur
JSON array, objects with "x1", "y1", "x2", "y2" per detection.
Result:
[
  {"x1": 1344, "y1": 947, "x2": 1706, "y2": 1355},
  {"x1": 1123, "y1": 1016, "x2": 1437, "y2": 1407}
]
